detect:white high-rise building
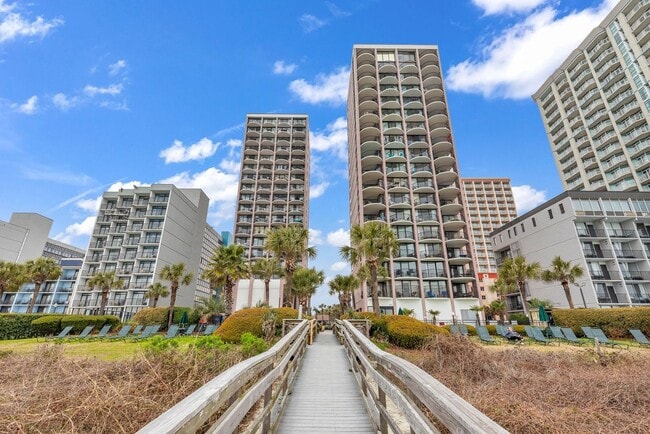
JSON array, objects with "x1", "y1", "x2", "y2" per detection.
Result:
[{"x1": 533, "y1": 0, "x2": 650, "y2": 192}]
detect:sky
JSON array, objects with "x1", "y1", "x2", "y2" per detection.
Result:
[{"x1": 0, "y1": 0, "x2": 621, "y2": 307}]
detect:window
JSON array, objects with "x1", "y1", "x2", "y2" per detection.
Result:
[
  {"x1": 398, "y1": 243, "x2": 416, "y2": 258},
  {"x1": 508, "y1": 230, "x2": 511, "y2": 239},
  {"x1": 394, "y1": 225, "x2": 414, "y2": 239},
  {"x1": 559, "y1": 203, "x2": 565, "y2": 214},
  {"x1": 377, "y1": 51, "x2": 395, "y2": 62},
  {"x1": 521, "y1": 223, "x2": 525, "y2": 233},
  {"x1": 532, "y1": 217, "x2": 537, "y2": 227},
  {"x1": 398, "y1": 51, "x2": 415, "y2": 62},
  {"x1": 513, "y1": 227, "x2": 518, "y2": 236},
  {"x1": 548, "y1": 209, "x2": 554, "y2": 219}
]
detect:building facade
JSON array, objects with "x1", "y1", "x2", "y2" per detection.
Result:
[
  {"x1": 347, "y1": 44, "x2": 479, "y2": 322},
  {"x1": 491, "y1": 191, "x2": 650, "y2": 312},
  {"x1": 462, "y1": 178, "x2": 518, "y2": 305},
  {"x1": 69, "y1": 184, "x2": 219, "y2": 321},
  {"x1": 0, "y1": 213, "x2": 53, "y2": 262},
  {"x1": 533, "y1": 0, "x2": 650, "y2": 192},
  {"x1": 232, "y1": 114, "x2": 310, "y2": 309}
]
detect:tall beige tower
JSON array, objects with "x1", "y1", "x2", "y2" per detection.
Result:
[
  {"x1": 232, "y1": 114, "x2": 310, "y2": 309},
  {"x1": 462, "y1": 178, "x2": 518, "y2": 306},
  {"x1": 533, "y1": 0, "x2": 650, "y2": 192},
  {"x1": 347, "y1": 44, "x2": 479, "y2": 323}
]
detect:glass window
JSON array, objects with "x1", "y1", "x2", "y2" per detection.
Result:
[{"x1": 377, "y1": 51, "x2": 395, "y2": 62}]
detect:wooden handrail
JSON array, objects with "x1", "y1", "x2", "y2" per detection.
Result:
[
  {"x1": 138, "y1": 319, "x2": 313, "y2": 434},
  {"x1": 335, "y1": 319, "x2": 509, "y2": 434}
]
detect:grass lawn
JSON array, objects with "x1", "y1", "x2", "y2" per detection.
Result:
[{"x1": 0, "y1": 336, "x2": 201, "y2": 361}]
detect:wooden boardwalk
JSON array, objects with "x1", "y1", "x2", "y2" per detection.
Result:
[{"x1": 275, "y1": 331, "x2": 376, "y2": 433}]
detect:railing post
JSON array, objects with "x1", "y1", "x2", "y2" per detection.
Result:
[
  {"x1": 377, "y1": 366, "x2": 388, "y2": 434},
  {"x1": 262, "y1": 364, "x2": 273, "y2": 433}
]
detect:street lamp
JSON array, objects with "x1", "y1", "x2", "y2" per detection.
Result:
[{"x1": 575, "y1": 282, "x2": 587, "y2": 308}]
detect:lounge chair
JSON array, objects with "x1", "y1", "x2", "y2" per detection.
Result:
[
  {"x1": 449, "y1": 324, "x2": 461, "y2": 336},
  {"x1": 524, "y1": 325, "x2": 535, "y2": 338},
  {"x1": 91, "y1": 325, "x2": 112, "y2": 340},
  {"x1": 581, "y1": 326, "x2": 595, "y2": 339},
  {"x1": 494, "y1": 324, "x2": 507, "y2": 337},
  {"x1": 530, "y1": 327, "x2": 558, "y2": 345},
  {"x1": 182, "y1": 324, "x2": 196, "y2": 336},
  {"x1": 629, "y1": 329, "x2": 650, "y2": 347},
  {"x1": 164, "y1": 325, "x2": 180, "y2": 339},
  {"x1": 131, "y1": 325, "x2": 144, "y2": 336},
  {"x1": 47, "y1": 325, "x2": 73, "y2": 341},
  {"x1": 459, "y1": 324, "x2": 469, "y2": 336},
  {"x1": 133, "y1": 324, "x2": 161, "y2": 340},
  {"x1": 67, "y1": 325, "x2": 95, "y2": 341},
  {"x1": 591, "y1": 328, "x2": 628, "y2": 349},
  {"x1": 476, "y1": 326, "x2": 498, "y2": 344},
  {"x1": 202, "y1": 324, "x2": 217, "y2": 336},
  {"x1": 108, "y1": 325, "x2": 131, "y2": 340},
  {"x1": 560, "y1": 327, "x2": 586, "y2": 346},
  {"x1": 548, "y1": 326, "x2": 565, "y2": 340}
]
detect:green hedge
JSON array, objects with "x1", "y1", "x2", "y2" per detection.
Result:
[
  {"x1": 384, "y1": 315, "x2": 448, "y2": 349},
  {"x1": 59, "y1": 315, "x2": 121, "y2": 333},
  {"x1": 485, "y1": 324, "x2": 526, "y2": 336},
  {"x1": 216, "y1": 307, "x2": 299, "y2": 343},
  {"x1": 0, "y1": 313, "x2": 53, "y2": 339},
  {"x1": 442, "y1": 324, "x2": 478, "y2": 336},
  {"x1": 31, "y1": 315, "x2": 64, "y2": 336},
  {"x1": 131, "y1": 307, "x2": 196, "y2": 330},
  {"x1": 552, "y1": 307, "x2": 650, "y2": 338}
]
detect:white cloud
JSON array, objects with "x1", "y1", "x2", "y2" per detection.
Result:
[
  {"x1": 0, "y1": 1, "x2": 63, "y2": 44},
  {"x1": 108, "y1": 59, "x2": 127, "y2": 76},
  {"x1": 299, "y1": 14, "x2": 326, "y2": 32},
  {"x1": 160, "y1": 137, "x2": 219, "y2": 164},
  {"x1": 83, "y1": 83, "x2": 123, "y2": 97},
  {"x1": 330, "y1": 261, "x2": 348, "y2": 272},
  {"x1": 310, "y1": 116, "x2": 348, "y2": 160},
  {"x1": 159, "y1": 167, "x2": 239, "y2": 226},
  {"x1": 219, "y1": 159, "x2": 240, "y2": 174},
  {"x1": 327, "y1": 228, "x2": 350, "y2": 247},
  {"x1": 13, "y1": 95, "x2": 37, "y2": 114},
  {"x1": 53, "y1": 216, "x2": 96, "y2": 244},
  {"x1": 309, "y1": 228, "x2": 324, "y2": 245},
  {"x1": 76, "y1": 197, "x2": 102, "y2": 213},
  {"x1": 226, "y1": 139, "x2": 241, "y2": 148},
  {"x1": 310, "y1": 181, "x2": 329, "y2": 199},
  {"x1": 512, "y1": 185, "x2": 547, "y2": 213},
  {"x1": 325, "y1": 2, "x2": 351, "y2": 18},
  {"x1": 273, "y1": 60, "x2": 297, "y2": 75},
  {"x1": 52, "y1": 93, "x2": 77, "y2": 111},
  {"x1": 289, "y1": 67, "x2": 349, "y2": 105},
  {"x1": 19, "y1": 163, "x2": 92, "y2": 185},
  {"x1": 472, "y1": 0, "x2": 548, "y2": 15},
  {"x1": 447, "y1": 0, "x2": 618, "y2": 99}
]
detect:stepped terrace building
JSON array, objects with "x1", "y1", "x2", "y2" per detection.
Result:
[
  {"x1": 232, "y1": 114, "x2": 310, "y2": 309},
  {"x1": 347, "y1": 44, "x2": 479, "y2": 322},
  {"x1": 533, "y1": 0, "x2": 650, "y2": 192}
]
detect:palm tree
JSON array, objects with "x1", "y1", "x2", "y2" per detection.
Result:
[
  {"x1": 251, "y1": 257, "x2": 282, "y2": 306},
  {"x1": 145, "y1": 282, "x2": 169, "y2": 308},
  {"x1": 264, "y1": 226, "x2": 317, "y2": 308},
  {"x1": 196, "y1": 296, "x2": 225, "y2": 322},
  {"x1": 0, "y1": 261, "x2": 28, "y2": 304},
  {"x1": 528, "y1": 298, "x2": 553, "y2": 309},
  {"x1": 202, "y1": 245, "x2": 249, "y2": 316},
  {"x1": 541, "y1": 256, "x2": 584, "y2": 309},
  {"x1": 159, "y1": 263, "x2": 194, "y2": 329},
  {"x1": 24, "y1": 257, "x2": 61, "y2": 313},
  {"x1": 328, "y1": 274, "x2": 359, "y2": 313},
  {"x1": 498, "y1": 256, "x2": 541, "y2": 317},
  {"x1": 470, "y1": 305, "x2": 484, "y2": 326},
  {"x1": 291, "y1": 267, "x2": 325, "y2": 309},
  {"x1": 400, "y1": 308, "x2": 415, "y2": 316},
  {"x1": 340, "y1": 221, "x2": 398, "y2": 314},
  {"x1": 87, "y1": 272, "x2": 124, "y2": 315},
  {"x1": 428, "y1": 309, "x2": 440, "y2": 324},
  {"x1": 488, "y1": 299, "x2": 507, "y2": 323}
]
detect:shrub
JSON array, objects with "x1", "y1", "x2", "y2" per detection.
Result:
[
  {"x1": 509, "y1": 313, "x2": 530, "y2": 325},
  {"x1": 383, "y1": 315, "x2": 448, "y2": 349},
  {"x1": 443, "y1": 324, "x2": 478, "y2": 336},
  {"x1": 60, "y1": 315, "x2": 121, "y2": 333},
  {"x1": 131, "y1": 307, "x2": 193, "y2": 330},
  {"x1": 192, "y1": 335, "x2": 230, "y2": 351},
  {"x1": 485, "y1": 324, "x2": 526, "y2": 336},
  {"x1": 216, "y1": 307, "x2": 299, "y2": 343},
  {"x1": 145, "y1": 335, "x2": 179, "y2": 353},
  {"x1": 31, "y1": 316, "x2": 64, "y2": 336},
  {"x1": 240, "y1": 332, "x2": 268, "y2": 357},
  {"x1": 552, "y1": 307, "x2": 650, "y2": 338},
  {"x1": 0, "y1": 314, "x2": 53, "y2": 339}
]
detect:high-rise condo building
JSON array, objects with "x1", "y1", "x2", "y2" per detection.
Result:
[
  {"x1": 69, "y1": 184, "x2": 223, "y2": 321},
  {"x1": 533, "y1": 0, "x2": 650, "y2": 192},
  {"x1": 347, "y1": 44, "x2": 478, "y2": 322},
  {"x1": 462, "y1": 178, "x2": 518, "y2": 305},
  {"x1": 233, "y1": 114, "x2": 310, "y2": 309}
]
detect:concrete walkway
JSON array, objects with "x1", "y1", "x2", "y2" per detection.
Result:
[{"x1": 275, "y1": 331, "x2": 376, "y2": 433}]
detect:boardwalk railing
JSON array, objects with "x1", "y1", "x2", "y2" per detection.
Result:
[
  {"x1": 335, "y1": 319, "x2": 509, "y2": 434},
  {"x1": 138, "y1": 319, "x2": 314, "y2": 434}
]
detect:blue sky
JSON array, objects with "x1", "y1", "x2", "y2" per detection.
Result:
[{"x1": 0, "y1": 0, "x2": 619, "y2": 306}]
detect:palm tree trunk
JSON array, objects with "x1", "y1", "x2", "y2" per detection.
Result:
[
  {"x1": 370, "y1": 266, "x2": 379, "y2": 314},
  {"x1": 152, "y1": 296, "x2": 158, "y2": 308},
  {"x1": 264, "y1": 279, "x2": 270, "y2": 305},
  {"x1": 99, "y1": 287, "x2": 109, "y2": 315},
  {"x1": 223, "y1": 282, "x2": 234, "y2": 315},
  {"x1": 518, "y1": 282, "x2": 529, "y2": 316},
  {"x1": 284, "y1": 270, "x2": 293, "y2": 307},
  {"x1": 562, "y1": 281, "x2": 575, "y2": 309},
  {"x1": 27, "y1": 282, "x2": 41, "y2": 313},
  {"x1": 167, "y1": 284, "x2": 178, "y2": 330}
]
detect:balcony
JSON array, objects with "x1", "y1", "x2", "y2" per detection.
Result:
[
  {"x1": 622, "y1": 271, "x2": 650, "y2": 281},
  {"x1": 614, "y1": 249, "x2": 645, "y2": 259},
  {"x1": 608, "y1": 229, "x2": 636, "y2": 238}
]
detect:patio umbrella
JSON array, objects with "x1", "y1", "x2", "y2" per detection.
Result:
[
  {"x1": 538, "y1": 305, "x2": 550, "y2": 323},
  {"x1": 179, "y1": 310, "x2": 189, "y2": 325},
  {"x1": 398, "y1": 307, "x2": 403, "y2": 315}
]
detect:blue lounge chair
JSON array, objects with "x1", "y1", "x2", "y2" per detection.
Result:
[
  {"x1": 108, "y1": 325, "x2": 131, "y2": 340},
  {"x1": 591, "y1": 328, "x2": 628, "y2": 349},
  {"x1": 47, "y1": 325, "x2": 73, "y2": 341},
  {"x1": 458, "y1": 324, "x2": 469, "y2": 336},
  {"x1": 476, "y1": 326, "x2": 498, "y2": 344},
  {"x1": 630, "y1": 329, "x2": 650, "y2": 348},
  {"x1": 581, "y1": 326, "x2": 596, "y2": 339},
  {"x1": 131, "y1": 325, "x2": 144, "y2": 336},
  {"x1": 164, "y1": 325, "x2": 180, "y2": 339},
  {"x1": 548, "y1": 326, "x2": 565, "y2": 340},
  {"x1": 202, "y1": 324, "x2": 217, "y2": 336},
  {"x1": 449, "y1": 324, "x2": 461, "y2": 336},
  {"x1": 91, "y1": 325, "x2": 112, "y2": 340},
  {"x1": 67, "y1": 325, "x2": 95, "y2": 341},
  {"x1": 530, "y1": 326, "x2": 558, "y2": 345},
  {"x1": 560, "y1": 327, "x2": 586, "y2": 346},
  {"x1": 131, "y1": 324, "x2": 161, "y2": 340},
  {"x1": 182, "y1": 324, "x2": 197, "y2": 336}
]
